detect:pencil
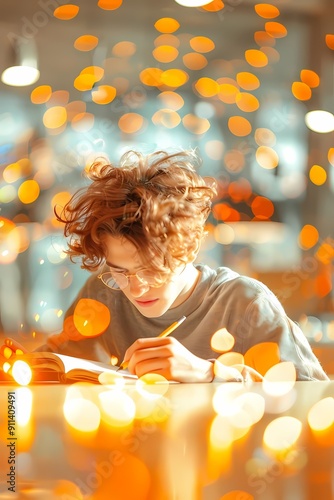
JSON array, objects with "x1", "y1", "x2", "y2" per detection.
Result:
[{"x1": 117, "y1": 315, "x2": 186, "y2": 371}]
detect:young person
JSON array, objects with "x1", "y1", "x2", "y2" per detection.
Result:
[{"x1": 2, "y1": 150, "x2": 329, "y2": 382}]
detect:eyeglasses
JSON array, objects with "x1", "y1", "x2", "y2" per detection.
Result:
[{"x1": 98, "y1": 269, "x2": 168, "y2": 290}]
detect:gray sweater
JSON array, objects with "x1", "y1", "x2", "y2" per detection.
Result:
[{"x1": 38, "y1": 264, "x2": 329, "y2": 381}]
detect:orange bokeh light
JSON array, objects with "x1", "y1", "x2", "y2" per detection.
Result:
[
  {"x1": 254, "y1": 3, "x2": 280, "y2": 19},
  {"x1": 98, "y1": 0, "x2": 123, "y2": 10},
  {"x1": 118, "y1": 113, "x2": 145, "y2": 134},
  {"x1": 92, "y1": 85, "x2": 117, "y2": 105},
  {"x1": 183, "y1": 52, "x2": 208, "y2": 70},
  {"x1": 228, "y1": 116, "x2": 252, "y2": 137},
  {"x1": 300, "y1": 69, "x2": 320, "y2": 88},
  {"x1": 298, "y1": 224, "x2": 319, "y2": 250},
  {"x1": 53, "y1": 4, "x2": 79, "y2": 20},
  {"x1": 74, "y1": 35, "x2": 99, "y2": 51},
  {"x1": 190, "y1": 36, "x2": 215, "y2": 53},
  {"x1": 251, "y1": 196, "x2": 274, "y2": 219},
  {"x1": 236, "y1": 92, "x2": 259, "y2": 112},
  {"x1": 73, "y1": 298, "x2": 111, "y2": 337},
  {"x1": 236, "y1": 72, "x2": 260, "y2": 90},
  {"x1": 265, "y1": 21, "x2": 287, "y2": 38},
  {"x1": 153, "y1": 45, "x2": 179, "y2": 63},
  {"x1": 325, "y1": 34, "x2": 334, "y2": 50},
  {"x1": 31, "y1": 85, "x2": 52, "y2": 104},
  {"x1": 154, "y1": 17, "x2": 180, "y2": 34},
  {"x1": 245, "y1": 49, "x2": 268, "y2": 68}
]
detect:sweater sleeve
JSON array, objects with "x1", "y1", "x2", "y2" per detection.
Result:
[{"x1": 235, "y1": 285, "x2": 329, "y2": 381}]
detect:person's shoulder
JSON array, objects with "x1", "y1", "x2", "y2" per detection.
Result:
[{"x1": 197, "y1": 263, "x2": 277, "y2": 300}]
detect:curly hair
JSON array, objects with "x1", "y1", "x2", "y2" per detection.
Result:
[{"x1": 55, "y1": 149, "x2": 217, "y2": 273}]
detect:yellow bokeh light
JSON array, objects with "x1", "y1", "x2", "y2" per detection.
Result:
[
  {"x1": 245, "y1": 49, "x2": 268, "y2": 68},
  {"x1": 74, "y1": 74, "x2": 97, "y2": 91},
  {"x1": 263, "y1": 416, "x2": 302, "y2": 451},
  {"x1": 308, "y1": 397, "x2": 334, "y2": 431},
  {"x1": 73, "y1": 298, "x2": 111, "y2": 337},
  {"x1": 152, "y1": 45, "x2": 179, "y2": 63},
  {"x1": 112, "y1": 41, "x2": 137, "y2": 57},
  {"x1": 194, "y1": 77, "x2": 219, "y2": 97},
  {"x1": 190, "y1": 36, "x2": 215, "y2": 53},
  {"x1": 43, "y1": 106, "x2": 67, "y2": 129},
  {"x1": 309, "y1": 164, "x2": 327, "y2": 185},
  {"x1": 154, "y1": 17, "x2": 180, "y2": 34},
  {"x1": 161, "y1": 68, "x2": 189, "y2": 87},
  {"x1": 80, "y1": 65, "x2": 104, "y2": 82},
  {"x1": 53, "y1": 4, "x2": 79, "y2": 20},
  {"x1": 92, "y1": 85, "x2": 117, "y2": 105},
  {"x1": 30, "y1": 85, "x2": 52, "y2": 104},
  {"x1": 18, "y1": 180, "x2": 40, "y2": 204},
  {"x1": 74, "y1": 35, "x2": 99, "y2": 51},
  {"x1": 211, "y1": 328, "x2": 235, "y2": 352},
  {"x1": 217, "y1": 83, "x2": 239, "y2": 104},
  {"x1": 256, "y1": 146, "x2": 279, "y2": 169},
  {"x1": 118, "y1": 113, "x2": 145, "y2": 134},
  {"x1": 228, "y1": 116, "x2": 252, "y2": 137},
  {"x1": 299, "y1": 224, "x2": 319, "y2": 249}
]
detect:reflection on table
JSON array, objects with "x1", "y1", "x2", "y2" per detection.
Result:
[{"x1": 0, "y1": 379, "x2": 334, "y2": 500}]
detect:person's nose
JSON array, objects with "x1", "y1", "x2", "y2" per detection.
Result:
[{"x1": 128, "y1": 275, "x2": 150, "y2": 297}]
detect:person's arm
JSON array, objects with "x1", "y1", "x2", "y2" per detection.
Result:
[{"x1": 236, "y1": 287, "x2": 329, "y2": 381}]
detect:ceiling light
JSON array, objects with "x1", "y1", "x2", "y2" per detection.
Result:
[
  {"x1": 1, "y1": 39, "x2": 40, "y2": 87},
  {"x1": 174, "y1": 0, "x2": 212, "y2": 6},
  {"x1": 305, "y1": 110, "x2": 334, "y2": 133}
]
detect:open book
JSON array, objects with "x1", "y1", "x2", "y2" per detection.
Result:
[{"x1": 9, "y1": 352, "x2": 137, "y2": 384}]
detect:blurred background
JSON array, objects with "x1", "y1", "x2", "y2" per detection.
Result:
[{"x1": 0, "y1": 0, "x2": 333, "y2": 373}]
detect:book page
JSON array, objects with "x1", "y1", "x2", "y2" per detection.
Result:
[{"x1": 56, "y1": 354, "x2": 137, "y2": 379}]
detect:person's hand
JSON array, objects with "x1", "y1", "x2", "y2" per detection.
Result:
[
  {"x1": 122, "y1": 336, "x2": 214, "y2": 383},
  {"x1": 0, "y1": 337, "x2": 28, "y2": 378}
]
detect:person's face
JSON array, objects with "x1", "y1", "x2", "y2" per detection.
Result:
[{"x1": 101, "y1": 235, "x2": 198, "y2": 318}]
